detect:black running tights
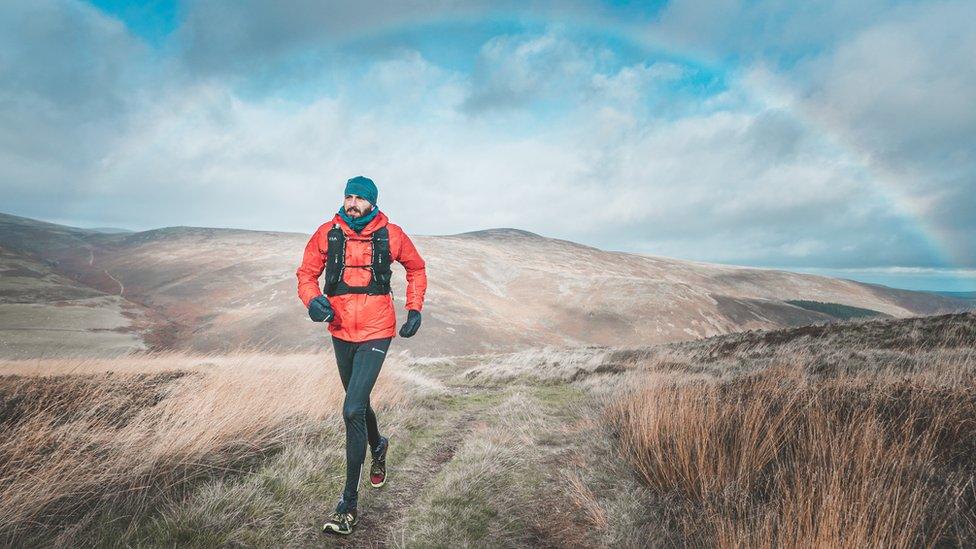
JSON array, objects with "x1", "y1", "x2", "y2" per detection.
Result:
[{"x1": 331, "y1": 335, "x2": 391, "y2": 507}]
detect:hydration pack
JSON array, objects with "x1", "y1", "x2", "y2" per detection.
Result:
[{"x1": 323, "y1": 224, "x2": 392, "y2": 296}]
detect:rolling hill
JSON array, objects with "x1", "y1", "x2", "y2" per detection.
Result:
[{"x1": 0, "y1": 211, "x2": 970, "y2": 358}]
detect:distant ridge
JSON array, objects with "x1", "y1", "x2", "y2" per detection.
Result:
[
  {"x1": 934, "y1": 291, "x2": 976, "y2": 302},
  {"x1": 0, "y1": 210, "x2": 971, "y2": 357},
  {"x1": 84, "y1": 227, "x2": 135, "y2": 234},
  {"x1": 450, "y1": 228, "x2": 544, "y2": 239}
]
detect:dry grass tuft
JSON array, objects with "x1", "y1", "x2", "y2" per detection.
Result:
[
  {"x1": 605, "y1": 359, "x2": 976, "y2": 547},
  {"x1": 0, "y1": 350, "x2": 407, "y2": 545},
  {"x1": 562, "y1": 468, "x2": 609, "y2": 531}
]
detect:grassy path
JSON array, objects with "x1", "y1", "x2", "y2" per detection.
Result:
[
  {"x1": 322, "y1": 360, "x2": 596, "y2": 548},
  {"x1": 331, "y1": 399, "x2": 483, "y2": 547},
  {"x1": 70, "y1": 355, "x2": 618, "y2": 548}
]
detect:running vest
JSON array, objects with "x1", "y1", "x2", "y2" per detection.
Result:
[{"x1": 323, "y1": 224, "x2": 392, "y2": 296}]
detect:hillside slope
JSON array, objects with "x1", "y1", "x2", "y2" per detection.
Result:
[{"x1": 0, "y1": 212, "x2": 969, "y2": 357}]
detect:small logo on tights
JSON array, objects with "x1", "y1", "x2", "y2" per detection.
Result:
[{"x1": 371, "y1": 347, "x2": 385, "y2": 354}]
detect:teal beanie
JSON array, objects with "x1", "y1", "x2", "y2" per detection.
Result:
[{"x1": 344, "y1": 176, "x2": 378, "y2": 205}]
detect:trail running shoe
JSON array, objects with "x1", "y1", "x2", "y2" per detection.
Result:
[
  {"x1": 370, "y1": 435, "x2": 389, "y2": 488},
  {"x1": 322, "y1": 499, "x2": 358, "y2": 535}
]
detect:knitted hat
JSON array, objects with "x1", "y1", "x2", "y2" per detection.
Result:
[{"x1": 344, "y1": 176, "x2": 378, "y2": 205}]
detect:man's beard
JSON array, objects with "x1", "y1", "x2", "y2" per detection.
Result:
[{"x1": 345, "y1": 204, "x2": 372, "y2": 218}]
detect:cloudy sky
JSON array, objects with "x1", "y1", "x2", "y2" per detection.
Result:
[{"x1": 2, "y1": 1, "x2": 974, "y2": 291}]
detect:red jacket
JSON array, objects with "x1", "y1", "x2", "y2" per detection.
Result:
[{"x1": 296, "y1": 210, "x2": 427, "y2": 342}]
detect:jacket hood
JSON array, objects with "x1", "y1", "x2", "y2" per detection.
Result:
[{"x1": 331, "y1": 209, "x2": 389, "y2": 236}]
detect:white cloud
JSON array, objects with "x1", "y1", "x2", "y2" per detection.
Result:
[
  {"x1": 791, "y1": 1, "x2": 976, "y2": 264},
  {"x1": 71, "y1": 54, "x2": 930, "y2": 272},
  {"x1": 0, "y1": 0, "x2": 164, "y2": 217},
  {"x1": 0, "y1": 2, "x2": 970, "y2": 278}
]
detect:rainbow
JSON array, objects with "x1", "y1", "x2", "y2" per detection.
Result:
[{"x1": 341, "y1": 12, "x2": 963, "y2": 282}]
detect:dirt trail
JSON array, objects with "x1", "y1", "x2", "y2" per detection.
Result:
[
  {"x1": 103, "y1": 269, "x2": 123, "y2": 296},
  {"x1": 337, "y1": 412, "x2": 482, "y2": 548},
  {"x1": 313, "y1": 374, "x2": 498, "y2": 548},
  {"x1": 301, "y1": 354, "x2": 593, "y2": 548}
]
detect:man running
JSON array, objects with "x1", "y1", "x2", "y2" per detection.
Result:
[{"x1": 296, "y1": 175, "x2": 427, "y2": 536}]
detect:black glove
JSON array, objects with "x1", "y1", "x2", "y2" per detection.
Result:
[
  {"x1": 399, "y1": 309, "x2": 422, "y2": 337},
  {"x1": 308, "y1": 295, "x2": 334, "y2": 322}
]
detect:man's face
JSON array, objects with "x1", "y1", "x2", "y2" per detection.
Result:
[{"x1": 343, "y1": 194, "x2": 373, "y2": 218}]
